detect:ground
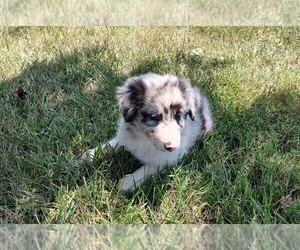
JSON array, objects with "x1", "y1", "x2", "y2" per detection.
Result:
[{"x1": 0, "y1": 27, "x2": 299, "y2": 223}]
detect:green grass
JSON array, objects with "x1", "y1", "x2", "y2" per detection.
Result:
[{"x1": 0, "y1": 27, "x2": 299, "y2": 224}]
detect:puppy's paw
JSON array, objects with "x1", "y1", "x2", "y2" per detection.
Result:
[
  {"x1": 118, "y1": 174, "x2": 137, "y2": 193},
  {"x1": 80, "y1": 148, "x2": 97, "y2": 162}
]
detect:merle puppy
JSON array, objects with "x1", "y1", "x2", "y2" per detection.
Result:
[{"x1": 81, "y1": 73, "x2": 213, "y2": 192}]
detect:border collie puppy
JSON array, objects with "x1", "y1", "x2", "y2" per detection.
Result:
[{"x1": 81, "y1": 73, "x2": 213, "y2": 192}]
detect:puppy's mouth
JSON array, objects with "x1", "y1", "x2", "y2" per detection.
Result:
[{"x1": 160, "y1": 147, "x2": 175, "y2": 153}]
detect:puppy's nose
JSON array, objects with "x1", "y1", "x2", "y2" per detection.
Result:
[{"x1": 164, "y1": 142, "x2": 176, "y2": 152}]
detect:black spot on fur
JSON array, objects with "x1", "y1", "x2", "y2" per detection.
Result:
[
  {"x1": 188, "y1": 110, "x2": 195, "y2": 121},
  {"x1": 178, "y1": 78, "x2": 196, "y2": 120},
  {"x1": 178, "y1": 79, "x2": 189, "y2": 95},
  {"x1": 199, "y1": 106, "x2": 206, "y2": 131},
  {"x1": 163, "y1": 81, "x2": 170, "y2": 88},
  {"x1": 122, "y1": 107, "x2": 135, "y2": 122},
  {"x1": 118, "y1": 78, "x2": 146, "y2": 122},
  {"x1": 127, "y1": 79, "x2": 146, "y2": 105},
  {"x1": 163, "y1": 107, "x2": 169, "y2": 115},
  {"x1": 170, "y1": 103, "x2": 182, "y2": 113}
]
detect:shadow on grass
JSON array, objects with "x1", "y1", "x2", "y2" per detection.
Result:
[
  {"x1": 127, "y1": 52, "x2": 300, "y2": 223},
  {"x1": 1, "y1": 44, "x2": 299, "y2": 223},
  {"x1": 0, "y1": 45, "x2": 125, "y2": 222},
  {"x1": 224, "y1": 90, "x2": 300, "y2": 223}
]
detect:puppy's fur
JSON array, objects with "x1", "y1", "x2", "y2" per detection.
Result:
[{"x1": 81, "y1": 73, "x2": 213, "y2": 192}]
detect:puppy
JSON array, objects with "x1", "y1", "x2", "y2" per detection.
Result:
[{"x1": 81, "y1": 73, "x2": 213, "y2": 192}]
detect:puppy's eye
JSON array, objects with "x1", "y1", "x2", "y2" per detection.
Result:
[
  {"x1": 150, "y1": 115, "x2": 160, "y2": 121},
  {"x1": 143, "y1": 114, "x2": 162, "y2": 127},
  {"x1": 174, "y1": 111, "x2": 182, "y2": 122}
]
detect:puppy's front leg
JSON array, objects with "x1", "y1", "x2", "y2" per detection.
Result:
[
  {"x1": 119, "y1": 164, "x2": 162, "y2": 192},
  {"x1": 80, "y1": 138, "x2": 120, "y2": 161}
]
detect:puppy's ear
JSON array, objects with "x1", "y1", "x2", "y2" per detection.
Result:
[
  {"x1": 178, "y1": 78, "x2": 196, "y2": 121},
  {"x1": 188, "y1": 110, "x2": 195, "y2": 121},
  {"x1": 116, "y1": 76, "x2": 146, "y2": 122}
]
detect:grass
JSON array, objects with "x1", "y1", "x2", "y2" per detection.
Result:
[{"x1": 0, "y1": 27, "x2": 299, "y2": 224}]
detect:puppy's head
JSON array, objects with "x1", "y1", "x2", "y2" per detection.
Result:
[{"x1": 117, "y1": 73, "x2": 196, "y2": 152}]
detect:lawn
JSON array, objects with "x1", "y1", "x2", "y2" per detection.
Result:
[{"x1": 0, "y1": 27, "x2": 299, "y2": 223}]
